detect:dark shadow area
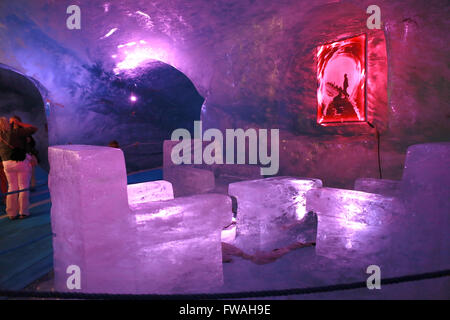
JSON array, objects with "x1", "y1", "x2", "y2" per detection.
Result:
[
  {"x1": 84, "y1": 60, "x2": 204, "y2": 173},
  {"x1": 0, "y1": 65, "x2": 49, "y2": 171}
]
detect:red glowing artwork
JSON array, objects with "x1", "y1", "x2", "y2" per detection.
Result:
[{"x1": 316, "y1": 34, "x2": 366, "y2": 125}]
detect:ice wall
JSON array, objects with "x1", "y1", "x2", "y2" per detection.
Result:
[{"x1": 1, "y1": 0, "x2": 448, "y2": 181}]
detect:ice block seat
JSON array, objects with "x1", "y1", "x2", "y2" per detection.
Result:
[
  {"x1": 163, "y1": 140, "x2": 264, "y2": 197},
  {"x1": 127, "y1": 180, "x2": 174, "y2": 209},
  {"x1": 354, "y1": 178, "x2": 400, "y2": 197},
  {"x1": 306, "y1": 188, "x2": 403, "y2": 263},
  {"x1": 48, "y1": 145, "x2": 231, "y2": 294},
  {"x1": 228, "y1": 176, "x2": 322, "y2": 254},
  {"x1": 307, "y1": 142, "x2": 450, "y2": 270},
  {"x1": 133, "y1": 193, "x2": 231, "y2": 293},
  {"x1": 164, "y1": 166, "x2": 215, "y2": 197},
  {"x1": 214, "y1": 164, "x2": 262, "y2": 180},
  {"x1": 398, "y1": 142, "x2": 450, "y2": 270}
]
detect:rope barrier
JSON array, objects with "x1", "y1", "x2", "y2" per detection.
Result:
[
  {"x1": 1, "y1": 183, "x2": 48, "y2": 196},
  {"x1": 0, "y1": 269, "x2": 449, "y2": 300}
]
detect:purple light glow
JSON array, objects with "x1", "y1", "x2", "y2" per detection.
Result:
[
  {"x1": 112, "y1": 39, "x2": 170, "y2": 74},
  {"x1": 114, "y1": 46, "x2": 167, "y2": 73},
  {"x1": 130, "y1": 95, "x2": 137, "y2": 102}
]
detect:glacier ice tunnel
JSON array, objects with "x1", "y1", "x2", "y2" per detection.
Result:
[{"x1": 0, "y1": 0, "x2": 448, "y2": 301}]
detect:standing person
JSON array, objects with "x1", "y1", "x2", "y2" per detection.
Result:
[
  {"x1": 343, "y1": 73, "x2": 349, "y2": 97},
  {"x1": 108, "y1": 140, "x2": 120, "y2": 149},
  {"x1": 0, "y1": 117, "x2": 38, "y2": 220},
  {"x1": 11, "y1": 116, "x2": 39, "y2": 190}
]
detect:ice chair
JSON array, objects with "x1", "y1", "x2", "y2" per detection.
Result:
[
  {"x1": 306, "y1": 142, "x2": 450, "y2": 271},
  {"x1": 48, "y1": 145, "x2": 232, "y2": 294}
]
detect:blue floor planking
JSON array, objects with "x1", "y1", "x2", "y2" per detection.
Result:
[
  {"x1": 0, "y1": 166, "x2": 162, "y2": 290},
  {"x1": 127, "y1": 168, "x2": 163, "y2": 184}
]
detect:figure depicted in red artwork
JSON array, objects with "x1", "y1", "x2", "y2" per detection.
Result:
[
  {"x1": 324, "y1": 74, "x2": 358, "y2": 119},
  {"x1": 343, "y1": 73, "x2": 349, "y2": 96}
]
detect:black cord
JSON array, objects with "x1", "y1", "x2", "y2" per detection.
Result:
[
  {"x1": 367, "y1": 122, "x2": 382, "y2": 179},
  {"x1": 0, "y1": 269, "x2": 449, "y2": 300}
]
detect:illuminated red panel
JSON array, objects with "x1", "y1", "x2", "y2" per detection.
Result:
[{"x1": 316, "y1": 34, "x2": 366, "y2": 125}]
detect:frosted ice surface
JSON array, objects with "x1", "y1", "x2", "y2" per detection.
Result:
[
  {"x1": 398, "y1": 143, "x2": 450, "y2": 271},
  {"x1": 221, "y1": 221, "x2": 237, "y2": 244},
  {"x1": 229, "y1": 176, "x2": 322, "y2": 254},
  {"x1": 49, "y1": 145, "x2": 232, "y2": 294},
  {"x1": 132, "y1": 193, "x2": 232, "y2": 293},
  {"x1": 127, "y1": 180, "x2": 174, "y2": 209},
  {"x1": 164, "y1": 166, "x2": 215, "y2": 197},
  {"x1": 133, "y1": 193, "x2": 232, "y2": 238},
  {"x1": 215, "y1": 164, "x2": 262, "y2": 180},
  {"x1": 48, "y1": 145, "x2": 135, "y2": 293},
  {"x1": 306, "y1": 187, "x2": 404, "y2": 265},
  {"x1": 354, "y1": 178, "x2": 400, "y2": 197},
  {"x1": 306, "y1": 143, "x2": 450, "y2": 274}
]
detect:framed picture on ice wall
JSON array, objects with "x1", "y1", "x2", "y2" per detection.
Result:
[{"x1": 316, "y1": 34, "x2": 367, "y2": 125}]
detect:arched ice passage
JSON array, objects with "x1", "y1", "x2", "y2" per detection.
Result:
[{"x1": 0, "y1": 64, "x2": 49, "y2": 171}]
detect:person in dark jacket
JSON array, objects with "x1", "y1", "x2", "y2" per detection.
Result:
[
  {"x1": 11, "y1": 115, "x2": 39, "y2": 189},
  {"x1": 0, "y1": 117, "x2": 38, "y2": 220}
]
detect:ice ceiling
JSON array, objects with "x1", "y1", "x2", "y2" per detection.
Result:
[{"x1": 0, "y1": 0, "x2": 448, "y2": 176}]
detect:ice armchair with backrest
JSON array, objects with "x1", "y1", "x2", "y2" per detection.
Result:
[
  {"x1": 48, "y1": 145, "x2": 232, "y2": 294},
  {"x1": 306, "y1": 142, "x2": 450, "y2": 271}
]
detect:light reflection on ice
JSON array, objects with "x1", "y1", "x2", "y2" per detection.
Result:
[
  {"x1": 135, "y1": 206, "x2": 182, "y2": 224},
  {"x1": 113, "y1": 45, "x2": 169, "y2": 73}
]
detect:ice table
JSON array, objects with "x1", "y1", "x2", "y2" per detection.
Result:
[
  {"x1": 228, "y1": 176, "x2": 322, "y2": 254},
  {"x1": 49, "y1": 145, "x2": 231, "y2": 294}
]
